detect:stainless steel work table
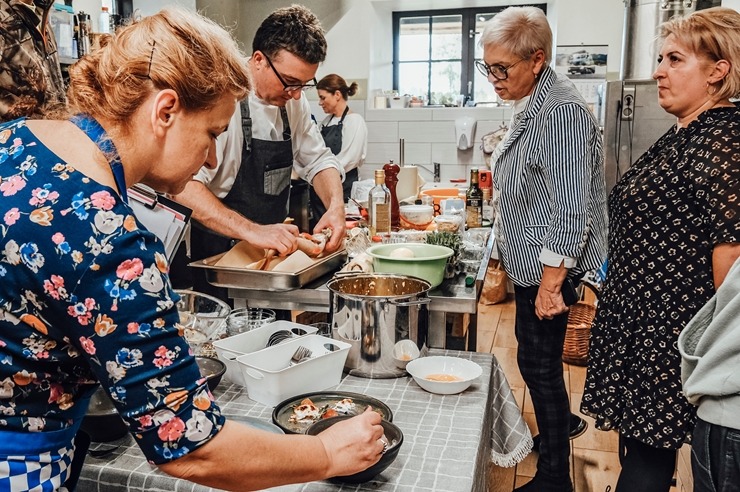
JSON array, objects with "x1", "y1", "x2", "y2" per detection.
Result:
[
  {"x1": 228, "y1": 232, "x2": 495, "y2": 351},
  {"x1": 77, "y1": 349, "x2": 531, "y2": 492}
]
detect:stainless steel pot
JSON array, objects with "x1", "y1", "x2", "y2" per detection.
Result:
[{"x1": 327, "y1": 274, "x2": 431, "y2": 378}]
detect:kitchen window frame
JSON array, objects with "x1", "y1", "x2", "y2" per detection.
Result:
[{"x1": 392, "y1": 4, "x2": 546, "y2": 105}]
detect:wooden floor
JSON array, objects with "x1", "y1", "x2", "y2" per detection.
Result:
[{"x1": 477, "y1": 297, "x2": 688, "y2": 492}]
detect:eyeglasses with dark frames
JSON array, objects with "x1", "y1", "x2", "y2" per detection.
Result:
[
  {"x1": 475, "y1": 57, "x2": 527, "y2": 81},
  {"x1": 263, "y1": 53, "x2": 317, "y2": 92}
]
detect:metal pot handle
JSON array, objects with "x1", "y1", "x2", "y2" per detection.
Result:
[
  {"x1": 332, "y1": 270, "x2": 366, "y2": 278},
  {"x1": 388, "y1": 297, "x2": 431, "y2": 307}
]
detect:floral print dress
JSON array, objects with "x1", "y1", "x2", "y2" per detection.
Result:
[
  {"x1": 581, "y1": 105, "x2": 740, "y2": 449},
  {"x1": 0, "y1": 118, "x2": 224, "y2": 465}
]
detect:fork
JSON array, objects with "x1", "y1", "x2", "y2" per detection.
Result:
[{"x1": 290, "y1": 345, "x2": 312, "y2": 364}]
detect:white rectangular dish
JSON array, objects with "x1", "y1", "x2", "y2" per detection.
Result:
[
  {"x1": 236, "y1": 335, "x2": 350, "y2": 407},
  {"x1": 212, "y1": 320, "x2": 318, "y2": 386}
]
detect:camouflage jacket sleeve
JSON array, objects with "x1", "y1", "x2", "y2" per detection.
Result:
[{"x1": 0, "y1": 0, "x2": 67, "y2": 121}]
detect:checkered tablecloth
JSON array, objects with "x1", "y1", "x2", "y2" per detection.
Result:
[{"x1": 77, "y1": 349, "x2": 530, "y2": 492}]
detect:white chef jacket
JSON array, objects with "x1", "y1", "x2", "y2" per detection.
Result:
[
  {"x1": 195, "y1": 94, "x2": 344, "y2": 199},
  {"x1": 319, "y1": 112, "x2": 368, "y2": 173}
]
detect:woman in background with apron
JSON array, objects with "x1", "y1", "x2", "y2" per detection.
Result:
[{"x1": 310, "y1": 74, "x2": 367, "y2": 229}]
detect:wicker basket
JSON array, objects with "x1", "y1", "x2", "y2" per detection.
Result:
[{"x1": 562, "y1": 301, "x2": 596, "y2": 366}]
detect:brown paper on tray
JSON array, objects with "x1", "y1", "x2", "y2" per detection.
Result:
[
  {"x1": 214, "y1": 241, "x2": 264, "y2": 268},
  {"x1": 214, "y1": 241, "x2": 317, "y2": 273},
  {"x1": 270, "y1": 250, "x2": 314, "y2": 272},
  {"x1": 481, "y1": 259, "x2": 508, "y2": 305}
]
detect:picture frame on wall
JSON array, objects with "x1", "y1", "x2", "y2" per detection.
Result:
[{"x1": 554, "y1": 45, "x2": 608, "y2": 79}]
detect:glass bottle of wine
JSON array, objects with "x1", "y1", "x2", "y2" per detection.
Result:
[
  {"x1": 368, "y1": 169, "x2": 391, "y2": 236},
  {"x1": 466, "y1": 168, "x2": 483, "y2": 229}
]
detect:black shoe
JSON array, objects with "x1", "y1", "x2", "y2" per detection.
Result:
[
  {"x1": 514, "y1": 474, "x2": 573, "y2": 492},
  {"x1": 531, "y1": 415, "x2": 588, "y2": 452}
]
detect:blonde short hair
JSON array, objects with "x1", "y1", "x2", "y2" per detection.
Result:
[
  {"x1": 659, "y1": 7, "x2": 740, "y2": 100},
  {"x1": 68, "y1": 7, "x2": 250, "y2": 127},
  {"x1": 479, "y1": 7, "x2": 552, "y2": 65}
]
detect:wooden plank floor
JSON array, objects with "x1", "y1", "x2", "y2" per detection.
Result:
[{"x1": 478, "y1": 298, "x2": 688, "y2": 492}]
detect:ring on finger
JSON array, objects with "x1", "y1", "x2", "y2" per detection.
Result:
[{"x1": 379, "y1": 436, "x2": 389, "y2": 454}]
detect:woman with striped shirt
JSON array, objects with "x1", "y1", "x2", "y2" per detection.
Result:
[{"x1": 479, "y1": 7, "x2": 608, "y2": 491}]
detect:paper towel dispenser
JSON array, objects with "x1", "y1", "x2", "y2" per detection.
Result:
[{"x1": 455, "y1": 116, "x2": 476, "y2": 150}]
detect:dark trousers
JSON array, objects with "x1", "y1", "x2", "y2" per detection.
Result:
[
  {"x1": 63, "y1": 430, "x2": 91, "y2": 491},
  {"x1": 616, "y1": 435, "x2": 676, "y2": 492},
  {"x1": 691, "y1": 418, "x2": 740, "y2": 492},
  {"x1": 514, "y1": 285, "x2": 572, "y2": 482}
]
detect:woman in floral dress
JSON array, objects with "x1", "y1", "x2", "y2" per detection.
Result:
[
  {"x1": 0, "y1": 7, "x2": 384, "y2": 491},
  {"x1": 581, "y1": 7, "x2": 740, "y2": 492}
]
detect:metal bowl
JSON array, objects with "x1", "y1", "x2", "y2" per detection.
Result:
[
  {"x1": 80, "y1": 387, "x2": 128, "y2": 442},
  {"x1": 195, "y1": 356, "x2": 226, "y2": 391}
]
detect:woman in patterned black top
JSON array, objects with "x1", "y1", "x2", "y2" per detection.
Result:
[{"x1": 581, "y1": 7, "x2": 740, "y2": 492}]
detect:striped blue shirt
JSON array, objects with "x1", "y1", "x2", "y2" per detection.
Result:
[{"x1": 492, "y1": 66, "x2": 608, "y2": 286}]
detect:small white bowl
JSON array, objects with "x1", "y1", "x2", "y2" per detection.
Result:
[
  {"x1": 392, "y1": 339, "x2": 421, "y2": 370},
  {"x1": 405, "y1": 356, "x2": 482, "y2": 395}
]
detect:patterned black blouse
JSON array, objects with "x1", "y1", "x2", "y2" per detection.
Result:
[{"x1": 581, "y1": 104, "x2": 740, "y2": 449}]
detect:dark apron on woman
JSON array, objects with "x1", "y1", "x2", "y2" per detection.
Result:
[
  {"x1": 190, "y1": 100, "x2": 293, "y2": 301},
  {"x1": 309, "y1": 106, "x2": 357, "y2": 229}
]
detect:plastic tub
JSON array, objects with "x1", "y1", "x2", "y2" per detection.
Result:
[
  {"x1": 213, "y1": 321, "x2": 318, "y2": 386},
  {"x1": 236, "y1": 335, "x2": 350, "y2": 406},
  {"x1": 420, "y1": 188, "x2": 463, "y2": 215}
]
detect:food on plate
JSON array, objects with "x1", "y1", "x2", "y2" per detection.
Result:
[
  {"x1": 274, "y1": 392, "x2": 393, "y2": 433},
  {"x1": 333, "y1": 398, "x2": 356, "y2": 414},
  {"x1": 290, "y1": 398, "x2": 321, "y2": 423},
  {"x1": 389, "y1": 247, "x2": 415, "y2": 259},
  {"x1": 288, "y1": 397, "x2": 359, "y2": 425},
  {"x1": 425, "y1": 373, "x2": 463, "y2": 382}
]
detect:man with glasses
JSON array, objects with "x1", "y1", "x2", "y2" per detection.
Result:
[
  {"x1": 1, "y1": 0, "x2": 66, "y2": 121},
  {"x1": 173, "y1": 5, "x2": 346, "y2": 301}
]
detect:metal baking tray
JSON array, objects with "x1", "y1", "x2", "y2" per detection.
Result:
[{"x1": 188, "y1": 249, "x2": 347, "y2": 292}]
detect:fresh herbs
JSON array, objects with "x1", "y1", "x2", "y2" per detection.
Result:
[{"x1": 425, "y1": 231, "x2": 462, "y2": 256}]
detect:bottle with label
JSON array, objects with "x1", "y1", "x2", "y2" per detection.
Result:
[
  {"x1": 99, "y1": 7, "x2": 110, "y2": 34},
  {"x1": 368, "y1": 169, "x2": 391, "y2": 236},
  {"x1": 75, "y1": 12, "x2": 91, "y2": 58},
  {"x1": 482, "y1": 188, "x2": 494, "y2": 225},
  {"x1": 466, "y1": 168, "x2": 483, "y2": 229},
  {"x1": 383, "y1": 160, "x2": 401, "y2": 231}
]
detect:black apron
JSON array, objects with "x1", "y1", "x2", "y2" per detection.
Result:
[
  {"x1": 310, "y1": 107, "x2": 357, "y2": 229},
  {"x1": 190, "y1": 100, "x2": 293, "y2": 301},
  {"x1": 320, "y1": 106, "x2": 348, "y2": 155}
]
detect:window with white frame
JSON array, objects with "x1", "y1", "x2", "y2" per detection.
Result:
[{"x1": 392, "y1": 5, "x2": 546, "y2": 106}]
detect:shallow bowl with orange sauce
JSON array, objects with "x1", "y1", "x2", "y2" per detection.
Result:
[{"x1": 405, "y1": 356, "x2": 482, "y2": 395}]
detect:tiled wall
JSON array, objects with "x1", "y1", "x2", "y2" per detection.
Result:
[{"x1": 309, "y1": 100, "x2": 513, "y2": 184}]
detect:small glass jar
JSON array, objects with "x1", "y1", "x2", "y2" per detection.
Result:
[{"x1": 225, "y1": 308, "x2": 276, "y2": 337}]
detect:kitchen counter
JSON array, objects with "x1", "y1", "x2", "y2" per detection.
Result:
[
  {"x1": 77, "y1": 349, "x2": 530, "y2": 492},
  {"x1": 227, "y1": 231, "x2": 495, "y2": 351}
]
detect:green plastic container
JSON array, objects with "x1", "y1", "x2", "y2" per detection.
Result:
[{"x1": 366, "y1": 243, "x2": 453, "y2": 288}]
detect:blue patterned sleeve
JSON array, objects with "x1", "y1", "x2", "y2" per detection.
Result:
[{"x1": 63, "y1": 205, "x2": 226, "y2": 464}]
